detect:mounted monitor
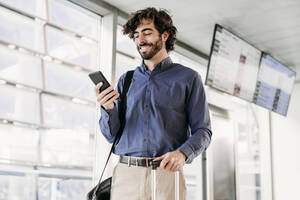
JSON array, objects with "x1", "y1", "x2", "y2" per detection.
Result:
[
  {"x1": 205, "y1": 24, "x2": 296, "y2": 116},
  {"x1": 206, "y1": 24, "x2": 262, "y2": 102},
  {"x1": 253, "y1": 54, "x2": 296, "y2": 116}
]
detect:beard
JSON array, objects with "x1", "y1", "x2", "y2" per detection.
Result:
[{"x1": 137, "y1": 36, "x2": 163, "y2": 60}]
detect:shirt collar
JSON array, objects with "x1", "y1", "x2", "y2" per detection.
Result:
[{"x1": 141, "y1": 56, "x2": 173, "y2": 73}]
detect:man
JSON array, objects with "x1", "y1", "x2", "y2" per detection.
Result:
[{"x1": 95, "y1": 7, "x2": 212, "y2": 200}]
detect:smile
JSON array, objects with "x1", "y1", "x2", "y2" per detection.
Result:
[{"x1": 139, "y1": 44, "x2": 151, "y2": 51}]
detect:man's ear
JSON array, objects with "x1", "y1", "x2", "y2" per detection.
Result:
[{"x1": 162, "y1": 31, "x2": 169, "y2": 42}]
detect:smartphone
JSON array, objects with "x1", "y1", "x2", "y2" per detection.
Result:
[{"x1": 88, "y1": 71, "x2": 111, "y2": 93}]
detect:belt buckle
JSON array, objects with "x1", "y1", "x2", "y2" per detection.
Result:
[{"x1": 146, "y1": 158, "x2": 149, "y2": 167}]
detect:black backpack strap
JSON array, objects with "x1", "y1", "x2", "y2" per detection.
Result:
[
  {"x1": 95, "y1": 70, "x2": 134, "y2": 190},
  {"x1": 117, "y1": 70, "x2": 134, "y2": 136}
]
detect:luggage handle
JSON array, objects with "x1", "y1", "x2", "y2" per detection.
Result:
[{"x1": 150, "y1": 160, "x2": 180, "y2": 200}]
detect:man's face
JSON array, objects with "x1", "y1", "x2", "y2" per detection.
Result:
[{"x1": 133, "y1": 19, "x2": 163, "y2": 60}]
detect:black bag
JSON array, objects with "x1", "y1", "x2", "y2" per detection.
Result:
[
  {"x1": 87, "y1": 177, "x2": 111, "y2": 200},
  {"x1": 86, "y1": 70, "x2": 134, "y2": 200}
]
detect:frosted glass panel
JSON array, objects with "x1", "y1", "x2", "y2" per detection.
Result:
[
  {"x1": 49, "y1": 0, "x2": 100, "y2": 40},
  {"x1": 42, "y1": 94, "x2": 95, "y2": 132},
  {"x1": 38, "y1": 177, "x2": 91, "y2": 200},
  {"x1": 46, "y1": 25, "x2": 99, "y2": 70},
  {"x1": 0, "y1": 85, "x2": 40, "y2": 124},
  {"x1": 0, "y1": 6, "x2": 44, "y2": 53},
  {"x1": 0, "y1": 0, "x2": 46, "y2": 19},
  {"x1": 0, "y1": 45, "x2": 42, "y2": 88},
  {"x1": 44, "y1": 62, "x2": 95, "y2": 100},
  {"x1": 0, "y1": 124, "x2": 39, "y2": 162},
  {"x1": 40, "y1": 129, "x2": 93, "y2": 167},
  {"x1": 0, "y1": 174, "x2": 36, "y2": 200}
]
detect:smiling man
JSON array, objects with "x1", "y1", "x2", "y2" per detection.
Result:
[{"x1": 95, "y1": 7, "x2": 212, "y2": 200}]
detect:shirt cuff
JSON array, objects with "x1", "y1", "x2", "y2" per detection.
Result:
[
  {"x1": 178, "y1": 144, "x2": 194, "y2": 164},
  {"x1": 100, "y1": 105, "x2": 118, "y2": 119}
]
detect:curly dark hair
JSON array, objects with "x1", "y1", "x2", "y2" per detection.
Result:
[{"x1": 123, "y1": 7, "x2": 177, "y2": 52}]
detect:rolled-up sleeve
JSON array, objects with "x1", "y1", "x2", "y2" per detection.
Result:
[
  {"x1": 178, "y1": 73, "x2": 212, "y2": 163},
  {"x1": 98, "y1": 73, "x2": 126, "y2": 143}
]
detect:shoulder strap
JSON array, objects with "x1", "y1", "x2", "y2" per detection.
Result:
[
  {"x1": 95, "y1": 70, "x2": 134, "y2": 188},
  {"x1": 118, "y1": 70, "x2": 134, "y2": 134}
]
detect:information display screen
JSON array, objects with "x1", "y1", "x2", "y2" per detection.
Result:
[
  {"x1": 206, "y1": 24, "x2": 296, "y2": 116},
  {"x1": 253, "y1": 54, "x2": 296, "y2": 116},
  {"x1": 206, "y1": 24, "x2": 262, "y2": 102}
]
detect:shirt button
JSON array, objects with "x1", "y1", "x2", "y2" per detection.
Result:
[
  {"x1": 144, "y1": 120, "x2": 148, "y2": 124},
  {"x1": 145, "y1": 104, "x2": 148, "y2": 108},
  {"x1": 147, "y1": 89, "x2": 150, "y2": 93},
  {"x1": 143, "y1": 138, "x2": 147, "y2": 142}
]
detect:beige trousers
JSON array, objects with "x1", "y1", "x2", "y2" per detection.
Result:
[{"x1": 111, "y1": 162, "x2": 187, "y2": 200}]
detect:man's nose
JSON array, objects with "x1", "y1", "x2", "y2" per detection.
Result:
[{"x1": 136, "y1": 34, "x2": 146, "y2": 44}]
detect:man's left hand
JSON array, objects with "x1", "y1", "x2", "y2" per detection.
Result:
[{"x1": 153, "y1": 150, "x2": 186, "y2": 172}]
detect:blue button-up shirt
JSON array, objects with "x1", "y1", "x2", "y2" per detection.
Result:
[{"x1": 99, "y1": 57, "x2": 212, "y2": 163}]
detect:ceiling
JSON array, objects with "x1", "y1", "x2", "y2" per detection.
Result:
[{"x1": 102, "y1": 0, "x2": 300, "y2": 81}]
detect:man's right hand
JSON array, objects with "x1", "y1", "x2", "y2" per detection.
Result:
[{"x1": 95, "y1": 82, "x2": 120, "y2": 110}]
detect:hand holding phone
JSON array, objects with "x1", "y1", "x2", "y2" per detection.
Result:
[
  {"x1": 89, "y1": 71, "x2": 120, "y2": 110},
  {"x1": 88, "y1": 71, "x2": 111, "y2": 93}
]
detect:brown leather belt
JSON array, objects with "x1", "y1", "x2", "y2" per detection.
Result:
[{"x1": 119, "y1": 155, "x2": 161, "y2": 168}]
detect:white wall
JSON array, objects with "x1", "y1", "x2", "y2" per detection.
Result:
[{"x1": 271, "y1": 83, "x2": 300, "y2": 200}]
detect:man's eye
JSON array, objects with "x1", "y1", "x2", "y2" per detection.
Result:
[{"x1": 134, "y1": 35, "x2": 139, "y2": 39}]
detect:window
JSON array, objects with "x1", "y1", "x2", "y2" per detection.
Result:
[
  {"x1": 0, "y1": 124, "x2": 39, "y2": 163},
  {"x1": 42, "y1": 94, "x2": 95, "y2": 132},
  {"x1": 0, "y1": 85, "x2": 40, "y2": 124},
  {"x1": 48, "y1": 0, "x2": 100, "y2": 41},
  {"x1": 0, "y1": 0, "x2": 101, "y2": 199},
  {"x1": 44, "y1": 62, "x2": 95, "y2": 100},
  {"x1": 0, "y1": 6, "x2": 44, "y2": 53},
  {"x1": 0, "y1": 45, "x2": 42, "y2": 88},
  {"x1": 46, "y1": 25, "x2": 100, "y2": 69},
  {"x1": 0, "y1": 0, "x2": 47, "y2": 19}
]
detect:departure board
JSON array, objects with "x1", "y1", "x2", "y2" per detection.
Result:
[
  {"x1": 205, "y1": 24, "x2": 296, "y2": 116},
  {"x1": 253, "y1": 54, "x2": 296, "y2": 116},
  {"x1": 206, "y1": 24, "x2": 262, "y2": 102}
]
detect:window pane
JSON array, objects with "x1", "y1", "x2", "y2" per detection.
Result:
[
  {"x1": 38, "y1": 177, "x2": 91, "y2": 200},
  {"x1": 49, "y1": 0, "x2": 100, "y2": 40},
  {"x1": 40, "y1": 129, "x2": 93, "y2": 167},
  {"x1": 116, "y1": 26, "x2": 140, "y2": 58},
  {"x1": 0, "y1": 84, "x2": 40, "y2": 124},
  {"x1": 0, "y1": 173, "x2": 36, "y2": 200},
  {"x1": 46, "y1": 25, "x2": 99, "y2": 70},
  {"x1": 0, "y1": 0, "x2": 46, "y2": 19},
  {"x1": 42, "y1": 94, "x2": 95, "y2": 132},
  {"x1": 0, "y1": 6, "x2": 44, "y2": 53},
  {"x1": 44, "y1": 62, "x2": 95, "y2": 101},
  {"x1": 115, "y1": 53, "x2": 140, "y2": 83},
  {"x1": 0, "y1": 45, "x2": 42, "y2": 88},
  {"x1": 0, "y1": 124, "x2": 39, "y2": 163}
]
